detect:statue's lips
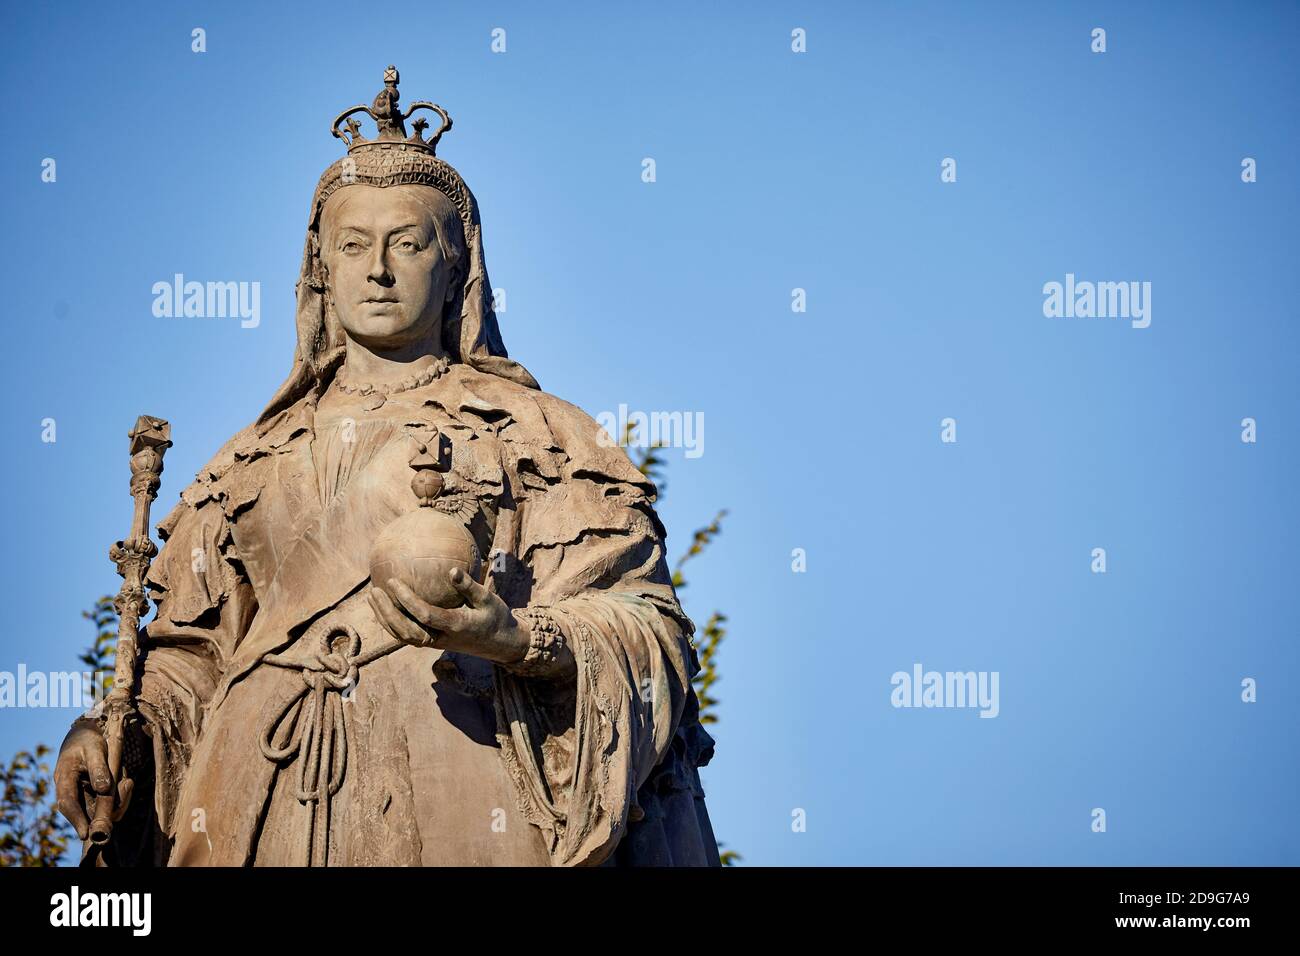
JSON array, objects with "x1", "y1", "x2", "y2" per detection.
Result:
[{"x1": 359, "y1": 298, "x2": 403, "y2": 312}]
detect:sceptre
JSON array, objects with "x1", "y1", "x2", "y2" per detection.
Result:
[{"x1": 85, "y1": 415, "x2": 171, "y2": 853}]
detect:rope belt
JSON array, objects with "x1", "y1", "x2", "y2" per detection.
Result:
[{"x1": 257, "y1": 618, "x2": 401, "y2": 867}]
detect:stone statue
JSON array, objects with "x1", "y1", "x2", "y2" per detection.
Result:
[{"x1": 54, "y1": 67, "x2": 721, "y2": 867}]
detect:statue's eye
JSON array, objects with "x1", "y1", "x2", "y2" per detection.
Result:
[
  {"x1": 341, "y1": 240, "x2": 364, "y2": 254},
  {"x1": 394, "y1": 238, "x2": 420, "y2": 252}
]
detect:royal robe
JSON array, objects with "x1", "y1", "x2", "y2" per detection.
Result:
[{"x1": 104, "y1": 363, "x2": 719, "y2": 866}]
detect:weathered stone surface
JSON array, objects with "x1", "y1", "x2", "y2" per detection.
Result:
[{"x1": 56, "y1": 68, "x2": 719, "y2": 867}]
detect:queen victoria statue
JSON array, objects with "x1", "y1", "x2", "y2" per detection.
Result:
[{"x1": 53, "y1": 67, "x2": 720, "y2": 867}]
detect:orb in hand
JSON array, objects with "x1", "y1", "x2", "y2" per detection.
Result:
[{"x1": 368, "y1": 508, "x2": 482, "y2": 609}]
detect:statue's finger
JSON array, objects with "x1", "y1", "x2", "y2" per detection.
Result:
[
  {"x1": 377, "y1": 589, "x2": 438, "y2": 647},
  {"x1": 52, "y1": 751, "x2": 81, "y2": 798},
  {"x1": 369, "y1": 588, "x2": 428, "y2": 645},
  {"x1": 387, "y1": 580, "x2": 458, "y2": 632},
  {"x1": 56, "y1": 786, "x2": 90, "y2": 841},
  {"x1": 366, "y1": 586, "x2": 391, "y2": 621},
  {"x1": 113, "y1": 777, "x2": 135, "y2": 821},
  {"x1": 448, "y1": 567, "x2": 491, "y2": 606},
  {"x1": 377, "y1": 581, "x2": 429, "y2": 625},
  {"x1": 83, "y1": 738, "x2": 113, "y2": 795}
]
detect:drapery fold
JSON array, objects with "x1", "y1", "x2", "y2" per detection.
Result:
[{"x1": 112, "y1": 366, "x2": 718, "y2": 867}]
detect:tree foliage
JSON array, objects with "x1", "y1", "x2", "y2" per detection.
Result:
[
  {"x1": 78, "y1": 597, "x2": 118, "y2": 695},
  {"x1": 0, "y1": 745, "x2": 71, "y2": 867}
]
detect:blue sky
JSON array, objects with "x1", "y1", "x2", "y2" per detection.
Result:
[{"x1": 1, "y1": 0, "x2": 1297, "y2": 865}]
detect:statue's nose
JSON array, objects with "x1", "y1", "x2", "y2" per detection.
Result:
[{"x1": 367, "y1": 248, "x2": 393, "y2": 284}]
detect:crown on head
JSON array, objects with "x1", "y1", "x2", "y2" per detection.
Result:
[{"x1": 330, "y1": 66, "x2": 453, "y2": 155}]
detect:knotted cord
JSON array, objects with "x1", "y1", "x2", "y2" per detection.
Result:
[{"x1": 258, "y1": 618, "x2": 401, "y2": 866}]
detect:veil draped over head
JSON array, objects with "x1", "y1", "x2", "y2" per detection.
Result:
[{"x1": 255, "y1": 143, "x2": 538, "y2": 434}]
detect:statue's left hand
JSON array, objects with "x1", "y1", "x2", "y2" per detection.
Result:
[{"x1": 368, "y1": 569, "x2": 530, "y2": 665}]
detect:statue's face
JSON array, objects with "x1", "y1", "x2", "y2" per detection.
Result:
[{"x1": 319, "y1": 184, "x2": 458, "y2": 351}]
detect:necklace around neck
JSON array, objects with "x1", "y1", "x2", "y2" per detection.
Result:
[{"x1": 334, "y1": 356, "x2": 451, "y2": 410}]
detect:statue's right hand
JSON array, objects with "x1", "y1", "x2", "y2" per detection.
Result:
[{"x1": 54, "y1": 718, "x2": 114, "y2": 841}]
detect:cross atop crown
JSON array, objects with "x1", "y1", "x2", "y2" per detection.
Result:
[{"x1": 330, "y1": 66, "x2": 453, "y2": 155}]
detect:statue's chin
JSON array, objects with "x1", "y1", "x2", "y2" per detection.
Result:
[
  {"x1": 340, "y1": 310, "x2": 440, "y2": 353},
  {"x1": 349, "y1": 306, "x2": 410, "y2": 331},
  {"x1": 342, "y1": 330, "x2": 421, "y2": 355}
]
